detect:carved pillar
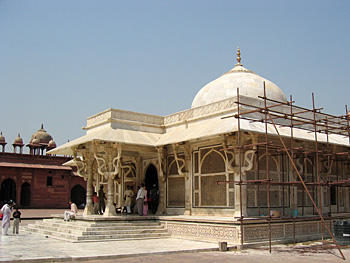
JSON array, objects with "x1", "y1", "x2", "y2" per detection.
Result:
[
  {"x1": 233, "y1": 170, "x2": 247, "y2": 217},
  {"x1": 117, "y1": 183, "x2": 122, "y2": 208},
  {"x1": 157, "y1": 147, "x2": 166, "y2": 214},
  {"x1": 93, "y1": 142, "x2": 122, "y2": 216},
  {"x1": 222, "y1": 133, "x2": 255, "y2": 218},
  {"x1": 183, "y1": 143, "x2": 192, "y2": 215},
  {"x1": 223, "y1": 147, "x2": 255, "y2": 218},
  {"x1": 73, "y1": 147, "x2": 94, "y2": 216},
  {"x1": 172, "y1": 143, "x2": 191, "y2": 214},
  {"x1": 85, "y1": 159, "x2": 94, "y2": 215}
]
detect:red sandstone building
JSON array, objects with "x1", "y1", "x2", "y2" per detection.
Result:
[{"x1": 0, "y1": 125, "x2": 86, "y2": 208}]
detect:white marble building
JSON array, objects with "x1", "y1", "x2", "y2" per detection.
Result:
[{"x1": 49, "y1": 48, "x2": 350, "y2": 219}]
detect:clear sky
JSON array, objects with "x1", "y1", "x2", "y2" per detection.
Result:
[{"x1": 1, "y1": 0, "x2": 350, "y2": 151}]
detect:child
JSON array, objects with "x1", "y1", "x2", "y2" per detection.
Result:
[{"x1": 13, "y1": 207, "x2": 21, "y2": 234}]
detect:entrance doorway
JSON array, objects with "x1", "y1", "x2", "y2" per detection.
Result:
[
  {"x1": 20, "y1": 182, "x2": 31, "y2": 206},
  {"x1": 71, "y1": 184, "x2": 86, "y2": 208},
  {"x1": 144, "y1": 164, "x2": 158, "y2": 198},
  {"x1": 0, "y1": 178, "x2": 16, "y2": 203}
]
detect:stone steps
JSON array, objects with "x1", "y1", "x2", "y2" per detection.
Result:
[
  {"x1": 40, "y1": 219, "x2": 163, "y2": 231},
  {"x1": 23, "y1": 218, "x2": 171, "y2": 242},
  {"x1": 26, "y1": 223, "x2": 168, "y2": 235}
]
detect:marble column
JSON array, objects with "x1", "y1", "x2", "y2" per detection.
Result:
[
  {"x1": 231, "y1": 149, "x2": 255, "y2": 218},
  {"x1": 104, "y1": 176, "x2": 116, "y2": 216},
  {"x1": 73, "y1": 148, "x2": 94, "y2": 216},
  {"x1": 233, "y1": 172, "x2": 247, "y2": 218},
  {"x1": 93, "y1": 142, "x2": 122, "y2": 217},
  {"x1": 157, "y1": 147, "x2": 166, "y2": 215},
  {"x1": 84, "y1": 159, "x2": 94, "y2": 216},
  {"x1": 183, "y1": 144, "x2": 192, "y2": 215}
]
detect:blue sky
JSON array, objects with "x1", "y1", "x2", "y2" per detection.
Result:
[{"x1": 1, "y1": 0, "x2": 350, "y2": 151}]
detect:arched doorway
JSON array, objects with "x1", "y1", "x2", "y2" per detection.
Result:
[
  {"x1": 144, "y1": 164, "x2": 158, "y2": 198},
  {"x1": 20, "y1": 182, "x2": 31, "y2": 206},
  {"x1": 0, "y1": 178, "x2": 16, "y2": 203},
  {"x1": 71, "y1": 184, "x2": 86, "y2": 208}
]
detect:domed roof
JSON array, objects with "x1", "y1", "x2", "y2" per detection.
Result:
[
  {"x1": 31, "y1": 138, "x2": 41, "y2": 145},
  {"x1": 31, "y1": 124, "x2": 53, "y2": 145},
  {"x1": 0, "y1": 132, "x2": 5, "y2": 144},
  {"x1": 13, "y1": 133, "x2": 24, "y2": 145},
  {"x1": 191, "y1": 48, "x2": 287, "y2": 108},
  {"x1": 48, "y1": 140, "x2": 56, "y2": 148}
]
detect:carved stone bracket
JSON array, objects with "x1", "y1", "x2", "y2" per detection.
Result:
[
  {"x1": 172, "y1": 143, "x2": 189, "y2": 180},
  {"x1": 157, "y1": 146, "x2": 166, "y2": 182},
  {"x1": 73, "y1": 146, "x2": 89, "y2": 181},
  {"x1": 221, "y1": 135, "x2": 255, "y2": 176},
  {"x1": 92, "y1": 141, "x2": 122, "y2": 180},
  {"x1": 222, "y1": 135, "x2": 235, "y2": 172}
]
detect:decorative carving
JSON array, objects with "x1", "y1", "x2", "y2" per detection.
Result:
[
  {"x1": 72, "y1": 146, "x2": 94, "y2": 181},
  {"x1": 221, "y1": 134, "x2": 255, "y2": 176},
  {"x1": 164, "y1": 97, "x2": 237, "y2": 125},
  {"x1": 86, "y1": 109, "x2": 163, "y2": 128},
  {"x1": 157, "y1": 146, "x2": 166, "y2": 182},
  {"x1": 92, "y1": 141, "x2": 122, "y2": 180},
  {"x1": 172, "y1": 143, "x2": 188, "y2": 179}
]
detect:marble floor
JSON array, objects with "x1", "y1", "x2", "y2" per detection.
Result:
[{"x1": 0, "y1": 231, "x2": 219, "y2": 262}]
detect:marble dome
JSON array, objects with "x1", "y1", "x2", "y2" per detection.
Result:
[{"x1": 191, "y1": 48, "x2": 287, "y2": 108}]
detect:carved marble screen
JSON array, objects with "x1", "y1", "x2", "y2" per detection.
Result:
[
  {"x1": 193, "y1": 146, "x2": 233, "y2": 207},
  {"x1": 247, "y1": 153, "x2": 289, "y2": 208}
]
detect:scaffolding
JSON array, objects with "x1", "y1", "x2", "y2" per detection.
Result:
[{"x1": 218, "y1": 84, "x2": 350, "y2": 260}]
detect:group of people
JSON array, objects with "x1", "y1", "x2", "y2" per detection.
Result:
[
  {"x1": 1, "y1": 200, "x2": 21, "y2": 236},
  {"x1": 135, "y1": 183, "x2": 159, "y2": 216},
  {"x1": 63, "y1": 183, "x2": 159, "y2": 218},
  {"x1": 122, "y1": 183, "x2": 159, "y2": 216},
  {"x1": 1, "y1": 183, "x2": 159, "y2": 235},
  {"x1": 92, "y1": 185, "x2": 107, "y2": 215}
]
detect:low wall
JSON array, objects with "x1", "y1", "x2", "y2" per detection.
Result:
[{"x1": 160, "y1": 218, "x2": 337, "y2": 244}]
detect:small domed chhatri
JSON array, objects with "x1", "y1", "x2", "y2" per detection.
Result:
[
  {"x1": 30, "y1": 124, "x2": 53, "y2": 145},
  {"x1": 47, "y1": 139, "x2": 56, "y2": 148},
  {"x1": 31, "y1": 138, "x2": 41, "y2": 146},
  {"x1": 0, "y1": 132, "x2": 5, "y2": 144},
  {"x1": 191, "y1": 47, "x2": 287, "y2": 108},
  {"x1": 13, "y1": 133, "x2": 24, "y2": 145}
]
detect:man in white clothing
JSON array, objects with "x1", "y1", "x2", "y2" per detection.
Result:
[
  {"x1": 136, "y1": 183, "x2": 146, "y2": 216},
  {"x1": 1, "y1": 200, "x2": 14, "y2": 235},
  {"x1": 64, "y1": 200, "x2": 78, "y2": 221},
  {"x1": 124, "y1": 185, "x2": 134, "y2": 214}
]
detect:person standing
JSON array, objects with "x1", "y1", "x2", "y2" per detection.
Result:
[
  {"x1": 1, "y1": 200, "x2": 14, "y2": 235},
  {"x1": 64, "y1": 200, "x2": 78, "y2": 221},
  {"x1": 150, "y1": 184, "x2": 159, "y2": 214},
  {"x1": 98, "y1": 185, "x2": 106, "y2": 214},
  {"x1": 143, "y1": 186, "x2": 148, "y2": 216},
  {"x1": 124, "y1": 185, "x2": 134, "y2": 214},
  {"x1": 136, "y1": 183, "x2": 145, "y2": 216},
  {"x1": 92, "y1": 192, "x2": 100, "y2": 214},
  {"x1": 12, "y1": 207, "x2": 21, "y2": 234}
]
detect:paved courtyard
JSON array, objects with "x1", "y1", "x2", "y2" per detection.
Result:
[
  {"x1": 0, "y1": 209, "x2": 349, "y2": 262},
  {"x1": 1, "y1": 230, "x2": 350, "y2": 263}
]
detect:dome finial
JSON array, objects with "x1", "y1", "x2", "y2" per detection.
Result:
[{"x1": 235, "y1": 47, "x2": 242, "y2": 66}]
